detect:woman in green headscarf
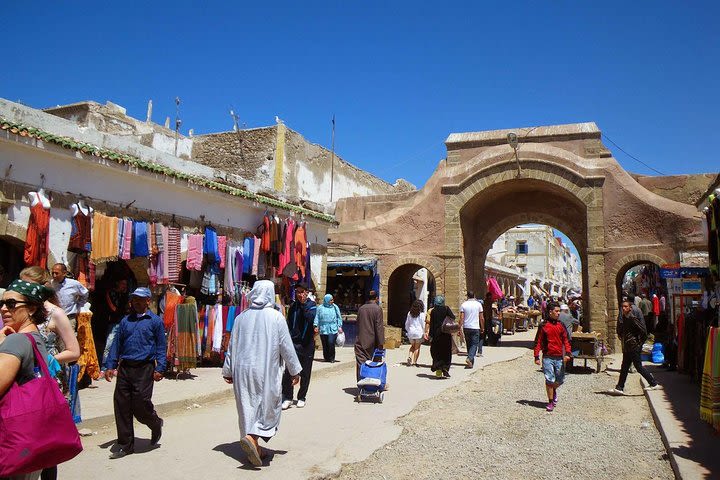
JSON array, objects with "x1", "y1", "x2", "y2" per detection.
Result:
[{"x1": 426, "y1": 295, "x2": 455, "y2": 378}]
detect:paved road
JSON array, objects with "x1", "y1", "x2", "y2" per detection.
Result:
[{"x1": 61, "y1": 332, "x2": 532, "y2": 479}]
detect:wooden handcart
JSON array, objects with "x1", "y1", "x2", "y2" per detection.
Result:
[
  {"x1": 570, "y1": 332, "x2": 605, "y2": 373},
  {"x1": 500, "y1": 311, "x2": 528, "y2": 334}
]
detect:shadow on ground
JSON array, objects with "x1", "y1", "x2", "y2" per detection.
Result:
[
  {"x1": 516, "y1": 399, "x2": 547, "y2": 409},
  {"x1": 213, "y1": 442, "x2": 287, "y2": 470}
]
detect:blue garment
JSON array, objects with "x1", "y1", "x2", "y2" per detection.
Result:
[
  {"x1": 464, "y1": 328, "x2": 482, "y2": 364},
  {"x1": 226, "y1": 306, "x2": 237, "y2": 332},
  {"x1": 242, "y1": 237, "x2": 253, "y2": 274},
  {"x1": 133, "y1": 221, "x2": 149, "y2": 257},
  {"x1": 542, "y1": 357, "x2": 565, "y2": 385},
  {"x1": 204, "y1": 226, "x2": 219, "y2": 266},
  {"x1": 314, "y1": 302, "x2": 343, "y2": 335},
  {"x1": 105, "y1": 310, "x2": 167, "y2": 372}
]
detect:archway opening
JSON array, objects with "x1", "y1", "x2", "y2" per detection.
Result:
[
  {"x1": 0, "y1": 235, "x2": 24, "y2": 288},
  {"x1": 458, "y1": 178, "x2": 591, "y2": 331},
  {"x1": 616, "y1": 261, "x2": 667, "y2": 336},
  {"x1": 387, "y1": 264, "x2": 436, "y2": 328}
]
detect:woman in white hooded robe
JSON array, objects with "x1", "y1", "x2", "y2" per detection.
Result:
[{"x1": 222, "y1": 280, "x2": 302, "y2": 466}]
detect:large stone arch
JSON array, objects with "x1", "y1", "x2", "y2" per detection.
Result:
[{"x1": 442, "y1": 157, "x2": 605, "y2": 335}]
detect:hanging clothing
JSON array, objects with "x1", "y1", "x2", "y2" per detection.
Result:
[
  {"x1": 132, "y1": 221, "x2": 150, "y2": 257},
  {"x1": 24, "y1": 201, "x2": 51, "y2": 268},
  {"x1": 252, "y1": 236, "x2": 261, "y2": 276},
  {"x1": 204, "y1": 226, "x2": 219, "y2": 265},
  {"x1": 120, "y1": 219, "x2": 132, "y2": 260},
  {"x1": 652, "y1": 296, "x2": 660, "y2": 316},
  {"x1": 261, "y1": 215, "x2": 271, "y2": 252},
  {"x1": 76, "y1": 311, "x2": 101, "y2": 381},
  {"x1": 187, "y1": 234, "x2": 204, "y2": 271},
  {"x1": 68, "y1": 203, "x2": 92, "y2": 253},
  {"x1": 700, "y1": 327, "x2": 720, "y2": 431},
  {"x1": 176, "y1": 302, "x2": 199, "y2": 371},
  {"x1": 90, "y1": 212, "x2": 119, "y2": 263},
  {"x1": 218, "y1": 236, "x2": 227, "y2": 269},
  {"x1": 294, "y1": 223, "x2": 307, "y2": 280},
  {"x1": 222, "y1": 280, "x2": 302, "y2": 440},
  {"x1": 242, "y1": 237, "x2": 253, "y2": 274},
  {"x1": 167, "y1": 227, "x2": 182, "y2": 282}
]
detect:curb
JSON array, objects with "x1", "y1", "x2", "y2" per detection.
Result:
[
  {"x1": 78, "y1": 359, "x2": 356, "y2": 431},
  {"x1": 641, "y1": 377, "x2": 682, "y2": 480}
]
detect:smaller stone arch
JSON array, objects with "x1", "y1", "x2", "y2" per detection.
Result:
[{"x1": 381, "y1": 256, "x2": 444, "y2": 327}]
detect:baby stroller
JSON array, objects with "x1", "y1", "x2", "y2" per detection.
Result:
[{"x1": 356, "y1": 349, "x2": 387, "y2": 403}]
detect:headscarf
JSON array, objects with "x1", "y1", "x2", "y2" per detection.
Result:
[
  {"x1": 248, "y1": 280, "x2": 276, "y2": 309},
  {"x1": 434, "y1": 295, "x2": 445, "y2": 307},
  {"x1": 7, "y1": 279, "x2": 53, "y2": 303},
  {"x1": 323, "y1": 294, "x2": 333, "y2": 307}
]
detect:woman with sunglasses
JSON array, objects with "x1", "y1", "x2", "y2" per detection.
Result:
[{"x1": 0, "y1": 279, "x2": 52, "y2": 480}]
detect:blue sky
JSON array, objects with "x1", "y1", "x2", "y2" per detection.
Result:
[{"x1": 3, "y1": 2, "x2": 718, "y2": 257}]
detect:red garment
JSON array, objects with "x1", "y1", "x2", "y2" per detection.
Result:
[
  {"x1": 261, "y1": 215, "x2": 271, "y2": 252},
  {"x1": 294, "y1": 222, "x2": 307, "y2": 279},
  {"x1": 279, "y1": 219, "x2": 295, "y2": 273},
  {"x1": 652, "y1": 296, "x2": 660, "y2": 316},
  {"x1": 534, "y1": 319, "x2": 572, "y2": 359},
  {"x1": 68, "y1": 203, "x2": 92, "y2": 253},
  {"x1": 24, "y1": 202, "x2": 51, "y2": 268}
]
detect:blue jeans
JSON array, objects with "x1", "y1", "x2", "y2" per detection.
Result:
[{"x1": 464, "y1": 328, "x2": 482, "y2": 365}]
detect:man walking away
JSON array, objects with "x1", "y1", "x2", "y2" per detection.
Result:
[
  {"x1": 354, "y1": 290, "x2": 384, "y2": 381},
  {"x1": 104, "y1": 287, "x2": 166, "y2": 459},
  {"x1": 558, "y1": 304, "x2": 579, "y2": 340},
  {"x1": 610, "y1": 300, "x2": 660, "y2": 395},
  {"x1": 281, "y1": 284, "x2": 317, "y2": 409},
  {"x1": 460, "y1": 291, "x2": 483, "y2": 367},
  {"x1": 223, "y1": 280, "x2": 301, "y2": 467},
  {"x1": 534, "y1": 302, "x2": 572, "y2": 412}
]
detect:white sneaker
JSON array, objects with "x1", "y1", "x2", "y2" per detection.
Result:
[
  {"x1": 608, "y1": 388, "x2": 625, "y2": 396},
  {"x1": 644, "y1": 384, "x2": 661, "y2": 391},
  {"x1": 281, "y1": 400, "x2": 292, "y2": 410},
  {"x1": 296, "y1": 400, "x2": 306, "y2": 408}
]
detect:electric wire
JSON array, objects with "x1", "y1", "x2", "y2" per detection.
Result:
[{"x1": 601, "y1": 133, "x2": 666, "y2": 175}]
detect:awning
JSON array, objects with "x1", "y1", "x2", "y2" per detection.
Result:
[
  {"x1": 532, "y1": 285, "x2": 545, "y2": 296},
  {"x1": 327, "y1": 256, "x2": 377, "y2": 271}
]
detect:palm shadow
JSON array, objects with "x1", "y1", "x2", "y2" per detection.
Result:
[
  {"x1": 213, "y1": 441, "x2": 287, "y2": 469},
  {"x1": 516, "y1": 399, "x2": 548, "y2": 409}
]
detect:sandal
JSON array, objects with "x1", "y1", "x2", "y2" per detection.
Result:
[{"x1": 240, "y1": 436, "x2": 262, "y2": 467}]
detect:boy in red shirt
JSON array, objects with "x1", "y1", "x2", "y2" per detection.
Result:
[{"x1": 534, "y1": 302, "x2": 572, "y2": 412}]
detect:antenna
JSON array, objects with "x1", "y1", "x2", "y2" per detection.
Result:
[
  {"x1": 229, "y1": 107, "x2": 245, "y2": 163},
  {"x1": 174, "y1": 97, "x2": 182, "y2": 157}
]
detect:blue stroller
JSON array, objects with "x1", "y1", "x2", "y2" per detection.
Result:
[{"x1": 356, "y1": 349, "x2": 387, "y2": 403}]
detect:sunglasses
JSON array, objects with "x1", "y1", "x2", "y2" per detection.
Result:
[{"x1": 0, "y1": 299, "x2": 29, "y2": 310}]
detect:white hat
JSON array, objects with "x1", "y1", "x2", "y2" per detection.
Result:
[{"x1": 560, "y1": 304, "x2": 569, "y2": 311}]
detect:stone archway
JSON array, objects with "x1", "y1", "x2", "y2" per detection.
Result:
[{"x1": 381, "y1": 255, "x2": 444, "y2": 327}]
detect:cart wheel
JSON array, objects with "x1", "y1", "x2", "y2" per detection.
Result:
[{"x1": 379, "y1": 392, "x2": 384, "y2": 403}]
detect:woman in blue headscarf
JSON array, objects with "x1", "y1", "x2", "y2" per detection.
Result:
[
  {"x1": 425, "y1": 295, "x2": 455, "y2": 378},
  {"x1": 313, "y1": 294, "x2": 343, "y2": 362}
]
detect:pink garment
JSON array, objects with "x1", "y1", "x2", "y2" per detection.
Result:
[
  {"x1": 251, "y1": 235, "x2": 260, "y2": 276},
  {"x1": 121, "y1": 219, "x2": 132, "y2": 260},
  {"x1": 218, "y1": 236, "x2": 227, "y2": 269},
  {"x1": 187, "y1": 234, "x2": 204, "y2": 271}
]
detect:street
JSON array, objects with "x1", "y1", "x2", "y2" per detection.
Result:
[{"x1": 60, "y1": 331, "x2": 671, "y2": 479}]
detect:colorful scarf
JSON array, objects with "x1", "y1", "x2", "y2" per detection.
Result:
[
  {"x1": 176, "y1": 301, "x2": 199, "y2": 371},
  {"x1": 90, "y1": 212, "x2": 119, "y2": 263}
]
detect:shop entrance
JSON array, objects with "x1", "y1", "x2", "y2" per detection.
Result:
[
  {"x1": 0, "y1": 235, "x2": 23, "y2": 288},
  {"x1": 387, "y1": 264, "x2": 436, "y2": 328}
]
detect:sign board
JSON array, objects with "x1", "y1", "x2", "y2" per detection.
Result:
[{"x1": 682, "y1": 279, "x2": 703, "y2": 294}]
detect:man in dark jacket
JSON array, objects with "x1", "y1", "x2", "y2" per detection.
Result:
[
  {"x1": 282, "y1": 284, "x2": 317, "y2": 409},
  {"x1": 610, "y1": 299, "x2": 659, "y2": 395},
  {"x1": 354, "y1": 290, "x2": 384, "y2": 380}
]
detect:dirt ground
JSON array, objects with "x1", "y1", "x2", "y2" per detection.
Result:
[{"x1": 327, "y1": 351, "x2": 673, "y2": 480}]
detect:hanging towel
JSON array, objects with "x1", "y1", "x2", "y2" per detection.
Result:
[
  {"x1": 212, "y1": 304, "x2": 223, "y2": 352},
  {"x1": 252, "y1": 235, "x2": 260, "y2": 276},
  {"x1": 167, "y1": 227, "x2": 181, "y2": 282},
  {"x1": 121, "y1": 219, "x2": 132, "y2": 260}
]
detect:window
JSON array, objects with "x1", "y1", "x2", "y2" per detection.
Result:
[{"x1": 516, "y1": 241, "x2": 528, "y2": 254}]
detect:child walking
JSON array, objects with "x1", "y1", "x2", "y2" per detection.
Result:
[{"x1": 534, "y1": 301, "x2": 572, "y2": 412}]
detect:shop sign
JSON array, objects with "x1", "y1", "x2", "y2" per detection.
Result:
[
  {"x1": 660, "y1": 263, "x2": 680, "y2": 278},
  {"x1": 682, "y1": 279, "x2": 703, "y2": 294}
]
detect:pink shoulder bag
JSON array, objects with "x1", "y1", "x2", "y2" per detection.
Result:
[{"x1": 0, "y1": 333, "x2": 83, "y2": 476}]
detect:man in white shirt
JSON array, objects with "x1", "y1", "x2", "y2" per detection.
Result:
[
  {"x1": 460, "y1": 291, "x2": 484, "y2": 368},
  {"x1": 51, "y1": 263, "x2": 89, "y2": 332}
]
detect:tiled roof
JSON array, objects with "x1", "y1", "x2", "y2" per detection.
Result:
[{"x1": 0, "y1": 118, "x2": 335, "y2": 223}]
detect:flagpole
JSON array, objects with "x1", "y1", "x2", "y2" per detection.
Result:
[{"x1": 330, "y1": 114, "x2": 335, "y2": 202}]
